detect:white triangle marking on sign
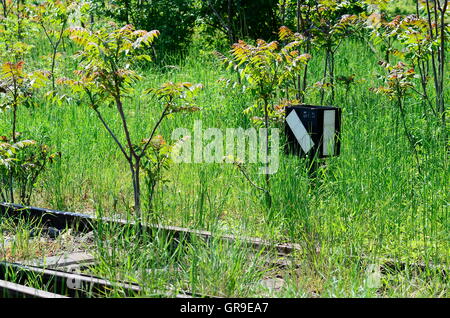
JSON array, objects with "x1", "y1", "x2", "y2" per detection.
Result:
[{"x1": 286, "y1": 110, "x2": 314, "y2": 153}]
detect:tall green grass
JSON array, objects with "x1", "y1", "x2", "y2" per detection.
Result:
[{"x1": 0, "y1": 25, "x2": 448, "y2": 297}]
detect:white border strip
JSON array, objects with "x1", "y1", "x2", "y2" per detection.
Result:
[{"x1": 323, "y1": 110, "x2": 335, "y2": 156}]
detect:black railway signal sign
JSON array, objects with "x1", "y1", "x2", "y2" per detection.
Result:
[{"x1": 285, "y1": 105, "x2": 342, "y2": 158}]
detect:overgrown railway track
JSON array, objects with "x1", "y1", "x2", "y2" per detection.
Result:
[
  {"x1": 0, "y1": 202, "x2": 300, "y2": 255},
  {"x1": 0, "y1": 203, "x2": 231, "y2": 298},
  {"x1": 0, "y1": 203, "x2": 447, "y2": 298}
]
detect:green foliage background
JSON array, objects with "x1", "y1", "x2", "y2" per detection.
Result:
[{"x1": 0, "y1": 0, "x2": 448, "y2": 297}]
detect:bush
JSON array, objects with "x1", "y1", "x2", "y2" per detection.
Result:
[
  {"x1": 91, "y1": 0, "x2": 198, "y2": 54},
  {"x1": 199, "y1": 0, "x2": 280, "y2": 45}
]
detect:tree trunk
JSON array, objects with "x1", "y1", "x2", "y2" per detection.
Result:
[{"x1": 263, "y1": 98, "x2": 272, "y2": 208}]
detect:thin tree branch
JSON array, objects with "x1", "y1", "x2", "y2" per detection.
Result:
[
  {"x1": 236, "y1": 164, "x2": 268, "y2": 194},
  {"x1": 93, "y1": 107, "x2": 130, "y2": 161},
  {"x1": 139, "y1": 106, "x2": 169, "y2": 158}
]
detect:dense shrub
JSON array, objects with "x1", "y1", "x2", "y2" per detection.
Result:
[
  {"x1": 91, "y1": 0, "x2": 198, "y2": 54},
  {"x1": 199, "y1": 0, "x2": 280, "y2": 45}
]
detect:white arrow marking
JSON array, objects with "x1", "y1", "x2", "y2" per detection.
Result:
[{"x1": 286, "y1": 110, "x2": 314, "y2": 153}]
